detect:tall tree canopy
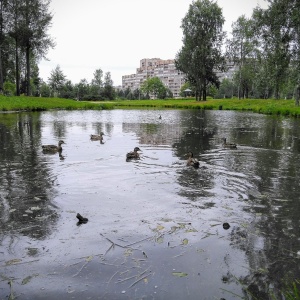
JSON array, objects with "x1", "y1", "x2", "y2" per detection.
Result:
[
  {"x1": 175, "y1": 0, "x2": 225, "y2": 101},
  {"x1": 0, "y1": 0, "x2": 54, "y2": 96}
]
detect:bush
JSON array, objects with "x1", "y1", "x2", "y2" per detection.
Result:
[{"x1": 3, "y1": 81, "x2": 15, "y2": 96}]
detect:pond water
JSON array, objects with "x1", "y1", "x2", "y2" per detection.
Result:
[{"x1": 0, "y1": 109, "x2": 300, "y2": 300}]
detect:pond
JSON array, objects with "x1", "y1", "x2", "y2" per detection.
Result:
[{"x1": 0, "y1": 109, "x2": 300, "y2": 300}]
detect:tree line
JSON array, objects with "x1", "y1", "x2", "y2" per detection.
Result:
[
  {"x1": 0, "y1": 0, "x2": 54, "y2": 96},
  {"x1": 1, "y1": 0, "x2": 299, "y2": 103},
  {"x1": 176, "y1": 0, "x2": 300, "y2": 104}
]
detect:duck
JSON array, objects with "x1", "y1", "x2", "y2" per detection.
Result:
[
  {"x1": 76, "y1": 213, "x2": 88, "y2": 224},
  {"x1": 187, "y1": 151, "x2": 200, "y2": 168},
  {"x1": 42, "y1": 140, "x2": 65, "y2": 153},
  {"x1": 90, "y1": 132, "x2": 105, "y2": 141},
  {"x1": 222, "y1": 137, "x2": 237, "y2": 149},
  {"x1": 126, "y1": 147, "x2": 141, "y2": 160}
]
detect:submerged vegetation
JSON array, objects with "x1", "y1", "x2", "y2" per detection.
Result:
[{"x1": 2, "y1": 95, "x2": 300, "y2": 118}]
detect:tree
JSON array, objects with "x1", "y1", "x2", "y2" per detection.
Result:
[
  {"x1": 102, "y1": 71, "x2": 115, "y2": 100},
  {"x1": 140, "y1": 77, "x2": 166, "y2": 99},
  {"x1": 226, "y1": 16, "x2": 258, "y2": 99},
  {"x1": 175, "y1": 0, "x2": 226, "y2": 101},
  {"x1": 0, "y1": 0, "x2": 9, "y2": 93},
  {"x1": 3, "y1": 0, "x2": 54, "y2": 96},
  {"x1": 91, "y1": 68, "x2": 103, "y2": 95},
  {"x1": 252, "y1": 3, "x2": 291, "y2": 99},
  {"x1": 48, "y1": 65, "x2": 66, "y2": 97},
  {"x1": 76, "y1": 79, "x2": 89, "y2": 100},
  {"x1": 21, "y1": 0, "x2": 54, "y2": 96},
  {"x1": 215, "y1": 78, "x2": 236, "y2": 98}
]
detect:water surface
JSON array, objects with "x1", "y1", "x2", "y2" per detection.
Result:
[{"x1": 0, "y1": 109, "x2": 300, "y2": 299}]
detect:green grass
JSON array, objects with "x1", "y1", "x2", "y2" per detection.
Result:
[
  {"x1": 0, "y1": 95, "x2": 113, "y2": 111},
  {"x1": 111, "y1": 98, "x2": 300, "y2": 117},
  {"x1": 1, "y1": 95, "x2": 300, "y2": 117}
]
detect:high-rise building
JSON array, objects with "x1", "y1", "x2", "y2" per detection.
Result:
[{"x1": 122, "y1": 58, "x2": 186, "y2": 98}]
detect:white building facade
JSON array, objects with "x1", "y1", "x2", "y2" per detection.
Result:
[{"x1": 122, "y1": 58, "x2": 186, "y2": 98}]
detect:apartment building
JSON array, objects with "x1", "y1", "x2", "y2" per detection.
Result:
[{"x1": 122, "y1": 58, "x2": 186, "y2": 98}]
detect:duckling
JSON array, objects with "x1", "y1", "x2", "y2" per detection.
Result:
[
  {"x1": 42, "y1": 140, "x2": 65, "y2": 153},
  {"x1": 222, "y1": 137, "x2": 237, "y2": 149},
  {"x1": 126, "y1": 147, "x2": 141, "y2": 161},
  {"x1": 187, "y1": 151, "x2": 200, "y2": 168},
  {"x1": 90, "y1": 132, "x2": 105, "y2": 141}
]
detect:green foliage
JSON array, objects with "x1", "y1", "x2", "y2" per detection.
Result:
[
  {"x1": 40, "y1": 82, "x2": 51, "y2": 97},
  {"x1": 48, "y1": 65, "x2": 66, "y2": 97},
  {"x1": 176, "y1": 0, "x2": 225, "y2": 101},
  {"x1": 3, "y1": 82, "x2": 16, "y2": 96},
  {"x1": 215, "y1": 78, "x2": 235, "y2": 99},
  {"x1": 140, "y1": 77, "x2": 167, "y2": 99}
]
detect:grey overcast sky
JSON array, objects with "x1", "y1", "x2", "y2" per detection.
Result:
[{"x1": 38, "y1": 0, "x2": 268, "y2": 86}]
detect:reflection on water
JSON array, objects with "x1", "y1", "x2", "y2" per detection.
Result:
[{"x1": 0, "y1": 109, "x2": 300, "y2": 299}]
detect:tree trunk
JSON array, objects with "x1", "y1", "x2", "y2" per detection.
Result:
[
  {"x1": 0, "y1": 45, "x2": 3, "y2": 94},
  {"x1": 15, "y1": 42, "x2": 20, "y2": 96},
  {"x1": 203, "y1": 80, "x2": 207, "y2": 101},
  {"x1": 26, "y1": 44, "x2": 30, "y2": 96}
]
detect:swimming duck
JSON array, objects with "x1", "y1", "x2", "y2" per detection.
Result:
[
  {"x1": 42, "y1": 140, "x2": 65, "y2": 153},
  {"x1": 90, "y1": 132, "x2": 105, "y2": 141},
  {"x1": 76, "y1": 213, "x2": 88, "y2": 224},
  {"x1": 187, "y1": 152, "x2": 200, "y2": 168},
  {"x1": 126, "y1": 147, "x2": 141, "y2": 160},
  {"x1": 222, "y1": 137, "x2": 237, "y2": 149}
]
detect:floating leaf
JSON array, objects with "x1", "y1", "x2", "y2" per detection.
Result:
[
  {"x1": 257, "y1": 268, "x2": 267, "y2": 274},
  {"x1": 25, "y1": 210, "x2": 33, "y2": 214},
  {"x1": 156, "y1": 237, "x2": 164, "y2": 244},
  {"x1": 9, "y1": 209, "x2": 16, "y2": 213},
  {"x1": 161, "y1": 218, "x2": 172, "y2": 222},
  {"x1": 156, "y1": 225, "x2": 164, "y2": 231},
  {"x1": 178, "y1": 223, "x2": 186, "y2": 229},
  {"x1": 196, "y1": 248, "x2": 205, "y2": 253},
  {"x1": 172, "y1": 272, "x2": 188, "y2": 277},
  {"x1": 124, "y1": 249, "x2": 132, "y2": 256},
  {"x1": 22, "y1": 274, "x2": 38, "y2": 285},
  {"x1": 6, "y1": 259, "x2": 22, "y2": 266},
  {"x1": 186, "y1": 228, "x2": 198, "y2": 233},
  {"x1": 30, "y1": 207, "x2": 41, "y2": 211},
  {"x1": 169, "y1": 226, "x2": 179, "y2": 233},
  {"x1": 85, "y1": 256, "x2": 93, "y2": 262},
  {"x1": 182, "y1": 238, "x2": 189, "y2": 245}
]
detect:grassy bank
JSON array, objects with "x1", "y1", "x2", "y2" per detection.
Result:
[
  {"x1": 0, "y1": 95, "x2": 113, "y2": 111},
  {"x1": 112, "y1": 98, "x2": 300, "y2": 117},
  {"x1": 1, "y1": 95, "x2": 300, "y2": 117}
]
